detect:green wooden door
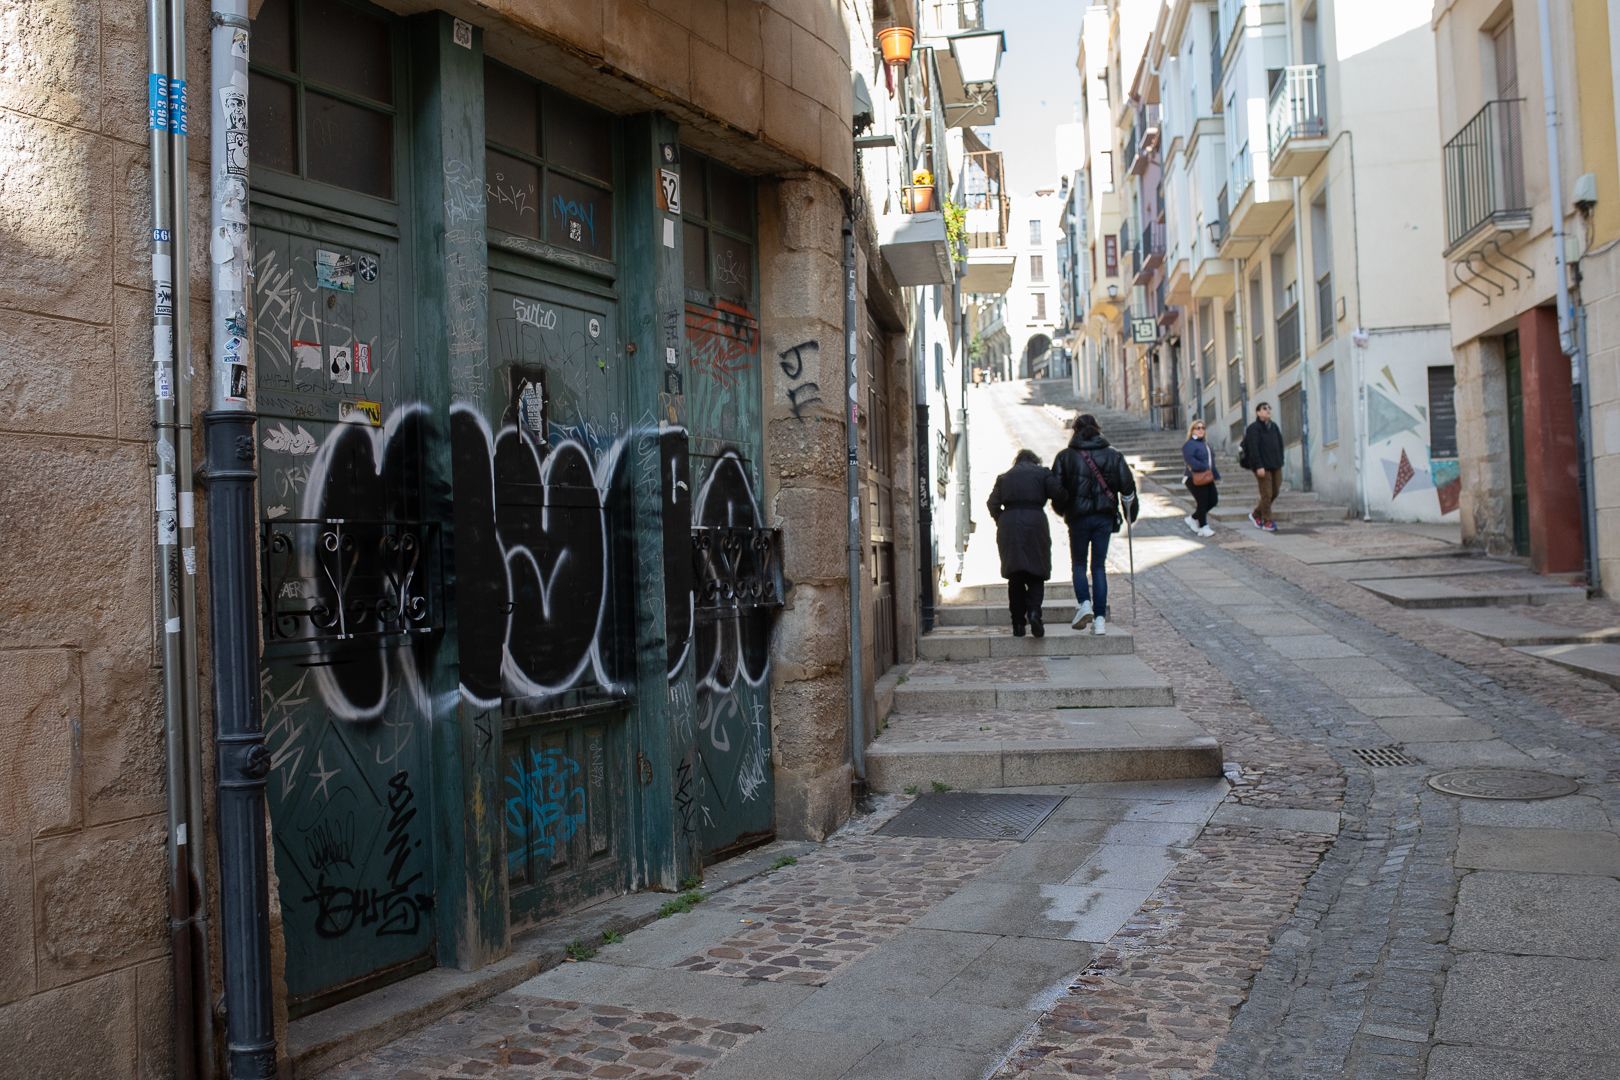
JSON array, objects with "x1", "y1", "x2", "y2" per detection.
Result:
[
  {"x1": 1505, "y1": 330, "x2": 1530, "y2": 556},
  {"x1": 253, "y1": 206, "x2": 438, "y2": 1008},
  {"x1": 679, "y1": 152, "x2": 777, "y2": 857}
]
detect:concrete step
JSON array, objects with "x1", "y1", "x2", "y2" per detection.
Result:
[
  {"x1": 1432, "y1": 608, "x2": 1620, "y2": 646},
  {"x1": 918, "y1": 624, "x2": 1136, "y2": 660},
  {"x1": 866, "y1": 706, "x2": 1224, "y2": 791},
  {"x1": 1211, "y1": 499, "x2": 1351, "y2": 525},
  {"x1": 1513, "y1": 643, "x2": 1620, "y2": 689},
  {"x1": 936, "y1": 601, "x2": 1082, "y2": 627},
  {"x1": 1354, "y1": 574, "x2": 1588, "y2": 609},
  {"x1": 892, "y1": 655, "x2": 1174, "y2": 713}
]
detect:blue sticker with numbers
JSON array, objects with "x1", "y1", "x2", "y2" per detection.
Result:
[
  {"x1": 169, "y1": 79, "x2": 187, "y2": 135},
  {"x1": 148, "y1": 73, "x2": 170, "y2": 132},
  {"x1": 153, "y1": 228, "x2": 171, "y2": 242}
]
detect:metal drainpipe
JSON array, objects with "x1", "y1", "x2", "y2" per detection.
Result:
[
  {"x1": 843, "y1": 208, "x2": 867, "y2": 794},
  {"x1": 148, "y1": 5, "x2": 201, "y2": 1078},
  {"x1": 1293, "y1": 175, "x2": 1312, "y2": 492},
  {"x1": 1534, "y1": 0, "x2": 1598, "y2": 590},
  {"x1": 954, "y1": 276, "x2": 971, "y2": 576},
  {"x1": 165, "y1": 0, "x2": 217, "y2": 1070},
  {"x1": 204, "y1": 0, "x2": 277, "y2": 1074}
]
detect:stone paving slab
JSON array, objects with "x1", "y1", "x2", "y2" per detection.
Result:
[
  {"x1": 1406, "y1": 739, "x2": 1542, "y2": 768},
  {"x1": 1343, "y1": 695, "x2": 1462, "y2": 717},
  {"x1": 693, "y1": 1028, "x2": 883, "y2": 1080},
  {"x1": 1436, "y1": 953, "x2": 1620, "y2": 1055},
  {"x1": 915, "y1": 880, "x2": 1150, "y2": 942},
  {"x1": 1454, "y1": 794, "x2": 1612, "y2": 830},
  {"x1": 933, "y1": 936, "x2": 1096, "y2": 1011},
  {"x1": 1262, "y1": 634, "x2": 1367, "y2": 659},
  {"x1": 1432, "y1": 607, "x2": 1620, "y2": 645},
  {"x1": 1315, "y1": 556, "x2": 1506, "y2": 580},
  {"x1": 1372, "y1": 712, "x2": 1499, "y2": 742},
  {"x1": 774, "y1": 986, "x2": 1041, "y2": 1053},
  {"x1": 1455, "y1": 826, "x2": 1620, "y2": 876},
  {"x1": 1353, "y1": 574, "x2": 1588, "y2": 609},
  {"x1": 1452, "y1": 871, "x2": 1620, "y2": 959},
  {"x1": 1208, "y1": 803, "x2": 1341, "y2": 834},
  {"x1": 1515, "y1": 642, "x2": 1620, "y2": 689},
  {"x1": 893, "y1": 655, "x2": 1175, "y2": 712},
  {"x1": 1062, "y1": 843, "x2": 1184, "y2": 891},
  {"x1": 1427, "y1": 1046, "x2": 1620, "y2": 1080}
]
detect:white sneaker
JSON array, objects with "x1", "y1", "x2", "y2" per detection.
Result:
[
  {"x1": 1071, "y1": 601, "x2": 1094, "y2": 629},
  {"x1": 1092, "y1": 615, "x2": 1107, "y2": 636},
  {"x1": 1184, "y1": 514, "x2": 1199, "y2": 534},
  {"x1": 1198, "y1": 525, "x2": 1215, "y2": 537}
]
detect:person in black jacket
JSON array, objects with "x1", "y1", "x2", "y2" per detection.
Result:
[
  {"x1": 1051, "y1": 414, "x2": 1136, "y2": 636},
  {"x1": 987, "y1": 449, "x2": 1061, "y2": 637},
  {"x1": 1239, "y1": 402, "x2": 1286, "y2": 532}
]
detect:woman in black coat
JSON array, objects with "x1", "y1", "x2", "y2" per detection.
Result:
[{"x1": 987, "y1": 449, "x2": 1060, "y2": 637}]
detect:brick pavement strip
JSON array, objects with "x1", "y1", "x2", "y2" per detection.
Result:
[{"x1": 323, "y1": 999, "x2": 764, "y2": 1079}]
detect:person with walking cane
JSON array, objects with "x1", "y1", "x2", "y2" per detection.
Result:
[
  {"x1": 1182, "y1": 418, "x2": 1219, "y2": 537},
  {"x1": 1052, "y1": 413, "x2": 1137, "y2": 636},
  {"x1": 986, "y1": 449, "x2": 1062, "y2": 637}
]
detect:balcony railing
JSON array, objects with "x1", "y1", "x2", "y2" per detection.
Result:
[
  {"x1": 1276, "y1": 302, "x2": 1300, "y2": 369},
  {"x1": 1133, "y1": 221, "x2": 1166, "y2": 284},
  {"x1": 1315, "y1": 272, "x2": 1334, "y2": 342},
  {"x1": 1230, "y1": 142, "x2": 1254, "y2": 203},
  {"x1": 1443, "y1": 98, "x2": 1529, "y2": 252},
  {"x1": 1130, "y1": 103, "x2": 1162, "y2": 175},
  {"x1": 963, "y1": 149, "x2": 1010, "y2": 248},
  {"x1": 924, "y1": 0, "x2": 985, "y2": 33},
  {"x1": 1267, "y1": 65, "x2": 1326, "y2": 159}
]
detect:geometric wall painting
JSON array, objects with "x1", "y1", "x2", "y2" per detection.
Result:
[
  {"x1": 1368, "y1": 385, "x2": 1423, "y2": 443},
  {"x1": 1432, "y1": 458, "x2": 1461, "y2": 515},
  {"x1": 1383, "y1": 448, "x2": 1433, "y2": 498}
]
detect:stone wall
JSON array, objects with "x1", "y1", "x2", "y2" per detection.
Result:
[
  {"x1": 0, "y1": 0, "x2": 214, "y2": 1073},
  {"x1": 1576, "y1": 248, "x2": 1620, "y2": 595}
]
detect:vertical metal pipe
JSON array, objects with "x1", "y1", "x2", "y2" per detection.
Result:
[
  {"x1": 148, "y1": 4, "x2": 199, "y2": 1079},
  {"x1": 844, "y1": 211, "x2": 867, "y2": 791},
  {"x1": 206, "y1": 1, "x2": 277, "y2": 1075},
  {"x1": 1534, "y1": 0, "x2": 1598, "y2": 588},
  {"x1": 165, "y1": 2, "x2": 216, "y2": 1071}
]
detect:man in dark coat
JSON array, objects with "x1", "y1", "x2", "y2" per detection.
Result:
[
  {"x1": 1239, "y1": 401, "x2": 1286, "y2": 532},
  {"x1": 987, "y1": 449, "x2": 1061, "y2": 637},
  {"x1": 1051, "y1": 414, "x2": 1136, "y2": 636}
]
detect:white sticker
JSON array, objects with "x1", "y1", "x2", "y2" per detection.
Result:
[
  {"x1": 453, "y1": 17, "x2": 473, "y2": 48},
  {"x1": 220, "y1": 86, "x2": 247, "y2": 133},
  {"x1": 328, "y1": 342, "x2": 353, "y2": 383},
  {"x1": 588, "y1": 317, "x2": 601, "y2": 340},
  {"x1": 179, "y1": 491, "x2": 195, "y2": 528},
  {"x1": 176, "y1": 823, "x2": 188, "y2": 846},
  {"x1": 153, "y1": 323, "x2": 173, "y2": 363},
  {"x1": 292, "y1": 339, "x2": 322, "y2": 370},
  {"x1": 219, "y1": 257, "x2": 244, "y2": 292},
  {"x1": 158, "y1": 511, "x2": 178, "y2": 546},
  {"x1": 165, "y1": 617, "x2": 181, "y2": 633},
  {"x1": 230, "y1": 28, "x2": 249, "y2": 59},
  {"x1": 182, "y1": 547, "x2": 197, "y2": 576},
  {"x1": 155, "y1": 363, "x2": 173, "y2": 401},
  {"x1": 659, "y1": 169, "x2": 681, "y2": 214},
  {"x1": 665, "y1": 346, "x2": 677, "y2": 366},
  {"x1": 663, "y1": 218, "x2": 675, "y2": 248},
  {"x1": 156, "y1": 472, "x2": 177, "y2": 511}
]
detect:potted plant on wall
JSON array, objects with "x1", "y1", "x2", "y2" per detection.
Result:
[
  {"x1": 878, "y1": 25, "x2": 915, "y2": 67},
  {"x1": 904, "y1": 167, "x2": 935, "y2": 213}
]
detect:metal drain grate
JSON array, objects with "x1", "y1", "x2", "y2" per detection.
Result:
[
  {"x1": 1428, "y1": 769, "x2": 1580, "y2": 800},
  {"x1": 877, "y1": 792, "x2": 1065, "y2": 842},
  {"x1": 1353, "y1": 746, "x2": 1415, "y2": 768}
]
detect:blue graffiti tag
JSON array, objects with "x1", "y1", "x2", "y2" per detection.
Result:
[
  {"x1": 550, "y1": 195, "x2": 598, "y2": 248},
  {"x1": 504, "y1": 747, "x2": 586, "y2": 870}
]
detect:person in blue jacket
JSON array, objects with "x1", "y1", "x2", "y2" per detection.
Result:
[{"x1": 1181, "y1": 418, "x2": 1219, "y2": 537}]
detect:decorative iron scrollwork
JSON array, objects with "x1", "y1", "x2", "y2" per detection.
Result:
[
  {"x1": 262, "y1": 519, "x2": 441, "y2": 643},
  {"x1": 691, "y1": 526, "x2": 784, "y2": 612}
]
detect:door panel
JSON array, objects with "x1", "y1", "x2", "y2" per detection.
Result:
[
  {"x1": 684, "y1": 300, "x2": 776, "y2": 855},
  {"x1": 253, "y1": 205, "x2": 437, "y2": 1008},
  {"x1": 471, "y1": 267, "x2": 633, "y2": 923}
]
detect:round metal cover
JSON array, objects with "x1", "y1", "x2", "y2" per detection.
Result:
[{"x1": 1427, "y1": 769, "x2": 1579, "y2": 800}]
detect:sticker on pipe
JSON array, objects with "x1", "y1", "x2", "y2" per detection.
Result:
[
  {"x1": 316, "y1": 249, "x2": 355, "y2": 292},
  {"x1": 227, "y1": 363, "x2": 249, "y2": 402},
  {"x1": 231, "y1": 28, "x2": 249, "y2": 59}
]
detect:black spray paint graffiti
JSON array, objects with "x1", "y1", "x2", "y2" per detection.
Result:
[
  {"x1": 778, "y1": 340, "x2": 822, "y2": 419},
  {"x1": 300, "y1": 771, "x2": 432, "y2": 939}
]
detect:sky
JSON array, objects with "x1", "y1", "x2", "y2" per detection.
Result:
[{"x1": 981, "y1": 0, "x2": 1088, "y2": 195}]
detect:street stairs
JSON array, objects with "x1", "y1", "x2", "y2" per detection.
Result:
[{"x1": 865, "y1": 582, "x2": 1224, "y2": 792}]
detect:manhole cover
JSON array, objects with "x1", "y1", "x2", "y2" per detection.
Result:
[
  {"x1": 1428, "y1": 769, "x2": 1580, "y2": 800},
  {"x1": 877, "y1": 792, "x2": 1065, "y2": 842},
  {"x1": 1353, "y1": 746, "x2": 1415, "y2": 767}
]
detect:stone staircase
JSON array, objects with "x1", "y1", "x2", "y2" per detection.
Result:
[
  {"x1": 1065, "y1": 401, "x2": 1351, "y2": 525},
  {"x1": 866, "y1": 583, "x2": 1224, "y2": 792}
]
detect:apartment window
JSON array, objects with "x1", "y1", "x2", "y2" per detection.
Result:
[
  {"x1": 681, "y1": 151, "x2": 755, "y2": 301},
  {"x1": 1199, "y1": 300, "x2": 1215, "y2": 381},
  {"x1": 1029, "y1": 219, "x2": 1043, "y2": 245},
  {"x1": 1319, "y1": 363, "x2": 1339, "y2": 446},
  {"x1": 1033, "y1": 292, "x2": 1047, "y2": 320},
  {"x1": 1279, "y1": 385, "x2": 1302, "y2": 446},
  {"x1": 1030, "y1": 254, "x2": 1045, "y2": 283},
  {"x1": 1428, "y1": 366, "x2": 1459, "y2": 457},
  {"x1": 1099, "y1": 151, "x2": 1114, "y2": 193},
  {"x1": 1272, "y1": 235, "x2": 1300, "y2": 370},
  {"x1": 1248, "y1": 274, "x2": 1266, "y2": 386},
  {"x1": 1104, "y1": 235, "x2": 1119, "y2": 276},
  {"x1": 1311, "y1": 190, "x2": 1334, "y2": 342},
  {"x1": 1492, "y1": 18, "x2": 1519, "y2": 99}
]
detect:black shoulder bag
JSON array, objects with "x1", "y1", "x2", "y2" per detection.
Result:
[{"x1": 1080, "y1": 451, "x2": 1124, "y2": 534}]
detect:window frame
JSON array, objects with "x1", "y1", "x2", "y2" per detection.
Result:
[{"x1": 680, "y1": 150, "x2": 758, "y2": 307}]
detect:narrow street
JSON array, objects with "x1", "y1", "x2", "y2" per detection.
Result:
[{"x1": 310, "y1": 382, "x2": 1620, "y2": 1079}]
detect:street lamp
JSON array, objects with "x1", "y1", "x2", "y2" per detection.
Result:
[{"x1": 945, "y1": 30, "x2": 1006, "y2": 115}]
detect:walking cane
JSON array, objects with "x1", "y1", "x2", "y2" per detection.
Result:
[{"x1": 1122, "y1": 493, "x2": 1138, "y2": 624}]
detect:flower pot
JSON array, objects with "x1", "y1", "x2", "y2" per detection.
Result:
[
  {"x1": 878, "y1": 26, "x2": 915, "y2": 66},
  {"x1": 903, "y1": 185, "x2": 935, "y2": 213}
]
